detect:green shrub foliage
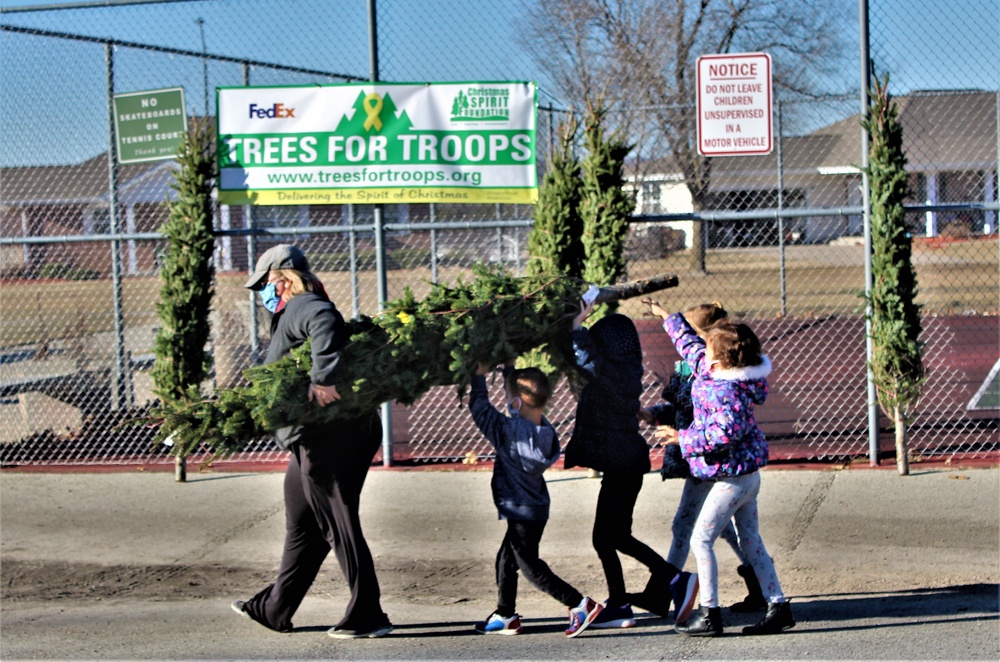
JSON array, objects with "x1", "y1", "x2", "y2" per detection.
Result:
[
  {"x1": 150, "y1": 120, "x2": 216, "y2": 447},
  {"x1": 580, "y1": 99, "x2": 635, "y2": 318},
  {"x1": 863, "y1": 74, "x2": 925, "y2": 417},
  {"x1": 527, "y1": 116, "x2": 584, "y2": 281}
]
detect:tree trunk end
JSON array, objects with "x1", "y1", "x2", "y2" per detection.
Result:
[
  {"x1": 594, "y1": 273, "x2": 680, "y2": 304},
  {"x1": 894, "y1": 407, "x2": 909, "y2": 476},
  {"x1": 175, "y1": 455, "x2": 187, "y2": 482}
]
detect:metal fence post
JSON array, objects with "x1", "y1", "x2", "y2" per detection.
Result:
[
  {"x1": 860, "y1": 0, "x2": 880, "y2": 465},
  {"x1": 241, "y1": 62, "x2": 260, "y2": 364},
  {"x1": 105, "y1": 42, "x2": 130, "y2": 411},
  {"x1": 369, "y1": 0, "x2": 392, "y2": 466},
  {"x1": 429, "y1": 203, "x2": 439, "y2": 283},
  {"x1": 776, "y1": 98, "x2": 787, "y2": 317},
  {"x1": 348, "y1": 203, "x2": 360, "y2": 317}
]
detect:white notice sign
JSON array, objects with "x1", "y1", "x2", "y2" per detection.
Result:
[{"x1": 696, "y1": 52, "x2": 772, "y2": 156}]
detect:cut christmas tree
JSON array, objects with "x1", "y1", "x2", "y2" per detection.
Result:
[{"x1": 153, "y1": 267, "x2": 678, "y2": 457}]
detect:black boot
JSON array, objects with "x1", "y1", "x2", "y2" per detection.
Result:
[
  {"x1": 730, "y1": 564, "x2": 767, "y2": 613},
  {"x1": 675, "y1": 606, "x2": 723, "y2": 637},
  {"x1": 742, "y1": 601, "x2": 795, "y2": 635},
  {"x1": 626, "y1": 567, "x2": 676, "y2": 617}
]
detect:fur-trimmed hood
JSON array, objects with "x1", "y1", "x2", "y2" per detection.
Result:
[
  {"x1": 708, "y1": 355, "x2": 771, "y2": 406},
  {"x1": 711, "y1": 355, "x2": 772, "y2": 382}
]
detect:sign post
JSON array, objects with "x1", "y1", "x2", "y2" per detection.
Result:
[
  {"x1": 696, "y1": 53, "x2": 772, "y2": 156},
  {"x1": 113, "y1": 87, "x2": 187, "y2": 164}
]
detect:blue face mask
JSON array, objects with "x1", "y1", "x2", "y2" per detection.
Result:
[
  {"x1": 506, "y1": 397, "x2": 522, "y2": 417},
  {"x1": 259, "y1": 283, "x2": 280, "y2": 313}
]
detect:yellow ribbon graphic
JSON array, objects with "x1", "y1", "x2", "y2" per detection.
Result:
[{"x1": 362, "y1": 92, "x2": 384, "y2": 132}]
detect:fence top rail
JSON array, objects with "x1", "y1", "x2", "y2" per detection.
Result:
[
  {"x1": 5, "y1": 203, "x2": 999, "y2": 246},
  {"x1": 0, "y1": 24, "x2": 365, "y2": 81},
  {"x1": 1, "y1": 0, "x2": 193, "y2": 13}
]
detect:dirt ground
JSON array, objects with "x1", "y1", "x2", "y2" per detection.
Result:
[
  {"x1": 2, "y1": 468, "x2": 998, "y2": 660},
  {"x1": 3, "y1": 467, "x2": 997, "y2": 609}
]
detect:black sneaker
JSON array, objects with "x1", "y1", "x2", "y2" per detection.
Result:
[
  {"x1": 328, "y1": 622, "x2": 394, "y2": 639},
  {"x1": 589, "y1": 602, "x2": 637, "y2": 629}
]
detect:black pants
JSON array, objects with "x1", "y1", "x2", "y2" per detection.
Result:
[
  {"x1": 496, "y1": 519, "x2": 583, "y2": 616},
  {"x1": 593, "y1": 470, "x2": 672, "y2": 605},
  {"x1": 244, "y1": 413, "x2": 388, "y2": 632}
]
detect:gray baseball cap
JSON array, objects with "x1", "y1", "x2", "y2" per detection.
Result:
[{"x1": 244, "y1": 244, "x2": 309, "y2": 290}]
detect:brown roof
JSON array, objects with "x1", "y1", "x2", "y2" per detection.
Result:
[
  {"x1": 631, "y1": 90, "x2": 997, "y2": 182},
  {"x1": 0, "y1": 153, "x2": 165, "y2": 205}
]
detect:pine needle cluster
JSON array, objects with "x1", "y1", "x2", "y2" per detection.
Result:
[
  {"x1": 580, "y1": 99, "x2": 636, "y2": 318},
  {"x1": 153, "y1": 266, "x2": 584, "y2": 457},
  {"x1": 527, "y1": 116, "x2": 584, "y2": 280}
]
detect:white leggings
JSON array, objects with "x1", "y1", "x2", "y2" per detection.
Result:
[
  {"x1": 666, "y1": 477, "x2": 748, "y2": 569},
  {"x1": 690, "y1": 472, "x2": 785, "y2": 608}
]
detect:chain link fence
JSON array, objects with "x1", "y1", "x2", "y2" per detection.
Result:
[{"x1": 1, "y1": 0, "x2": 997, "y2": 468}]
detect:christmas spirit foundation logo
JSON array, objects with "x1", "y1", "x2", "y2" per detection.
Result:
[{"x1": 451, "y1": 87, "x2": 510, "y2": 122}]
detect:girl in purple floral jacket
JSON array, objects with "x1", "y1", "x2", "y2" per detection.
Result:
[{"x1": 642, "y1": 298, "x2": 795, "y2": 638}]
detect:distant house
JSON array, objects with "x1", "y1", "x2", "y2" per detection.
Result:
[
  {"x1": 630, "y1": 89, "x2": 999, "y2": 248},
  {"x1": 0, "y1": 153, "x2": 328, "y2": 277},
  {"x1": 1, "y1": 154, "x2": 175, "y2": 276},
  {"x1": 1, "y1": 151, "x2": 525, "y2": 279}
]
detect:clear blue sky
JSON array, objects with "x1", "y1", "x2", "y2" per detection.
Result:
[{"x1": 1, "y1": 0, "x2": 997, "y2": 167}]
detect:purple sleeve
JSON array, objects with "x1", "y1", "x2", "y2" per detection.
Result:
[{"x1": 663, "y1": 313, "x2": 709, "y2": 376}]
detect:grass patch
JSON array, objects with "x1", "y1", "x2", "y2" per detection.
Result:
[{"x1": 1, "y1": 242, "x2": 995, "y2": 350}]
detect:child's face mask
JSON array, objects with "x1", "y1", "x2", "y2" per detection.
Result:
[{"x1": 259, "y1": 282, "x2": 281, "y2": 313}]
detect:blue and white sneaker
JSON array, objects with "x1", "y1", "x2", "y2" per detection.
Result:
[
  {"x1": 671, "y1": 571, "x2": 700, "y2": 624},
  {"x1": 589, "y1": 601, "x2": 637, "y2": 629},
  {"x1": 474, "y1": 611, "x2": 523, "y2": 635}
]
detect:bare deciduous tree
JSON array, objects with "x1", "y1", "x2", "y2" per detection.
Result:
[{"x1": 521, "y1": 0, "x2": 850, "y2": 271}]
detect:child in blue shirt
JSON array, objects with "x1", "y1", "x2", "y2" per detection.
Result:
[{"x1": 468, "y1": 362, "x2": 603, "y2": 638}]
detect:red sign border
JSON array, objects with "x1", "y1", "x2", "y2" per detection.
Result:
[{"x1": 696, "y1": 52, "x2": 773, "y2": 157}]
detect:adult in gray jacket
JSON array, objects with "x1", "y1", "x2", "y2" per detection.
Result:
[{"x1": 231, "y1": 244, "x2": 391, "y2": 639}]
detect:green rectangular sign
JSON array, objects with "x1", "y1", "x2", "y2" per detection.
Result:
[{"x1": 113, "y1": 87, "x2": 187, "y2": 164}]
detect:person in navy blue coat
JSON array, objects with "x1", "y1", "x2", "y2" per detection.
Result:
[{"x1": 468, "y1": 361, "x2": 603, "y2": 638}]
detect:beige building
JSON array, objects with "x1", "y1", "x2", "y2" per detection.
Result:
[{"x1": 630, "y1": 89, "x2": 998, "y2": 248}]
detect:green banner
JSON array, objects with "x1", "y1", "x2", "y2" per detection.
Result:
[{"x1": 216, "y1": 82, "x2": 537, "y2": 205}]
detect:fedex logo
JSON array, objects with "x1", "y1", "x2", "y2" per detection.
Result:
[{"x1": 248, "y1": 103, "x2": 295, "y2": 119}]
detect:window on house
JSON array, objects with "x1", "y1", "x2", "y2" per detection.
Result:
[
  {"x1": 640, "y1": 182, "x2": 663, "y2": 213},
  {"x1": 84, "y1": 207, "x2": 111, "y2": 234}
]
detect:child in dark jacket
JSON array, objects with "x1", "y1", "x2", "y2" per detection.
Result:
[
  {"x1": 469, "y1": 362, "x2": 603, "y2": 638},
  {"x1": 563, "y1": 301, "x2": 691, "y2": 628},
  {"x1": 637, "y1": 302, "x2": 767, "y2": 615},
  {"x1": 643, "y1": 299, "x2": 795, "y2": 637}
]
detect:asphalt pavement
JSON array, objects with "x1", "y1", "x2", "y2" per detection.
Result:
[{"x1": 1, "y1": 464, "x2": 998, "y2": 660}]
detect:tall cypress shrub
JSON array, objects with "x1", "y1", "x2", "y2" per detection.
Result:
[
  {"x1": 523, "y1": 116, "x2": 584, "y2": 378},
  {"x1": 579, "y1": 98, "x2": 635, "y2": 319},
  {"x1": 151, "y1": 118, "x2": 216, "y2": 481},
  {"x1": 863, "y1": 73, "x2": 925, "y2": 476},
  {"x1": 527, "y1": 115, "x2": 584, "y2": 280}
]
